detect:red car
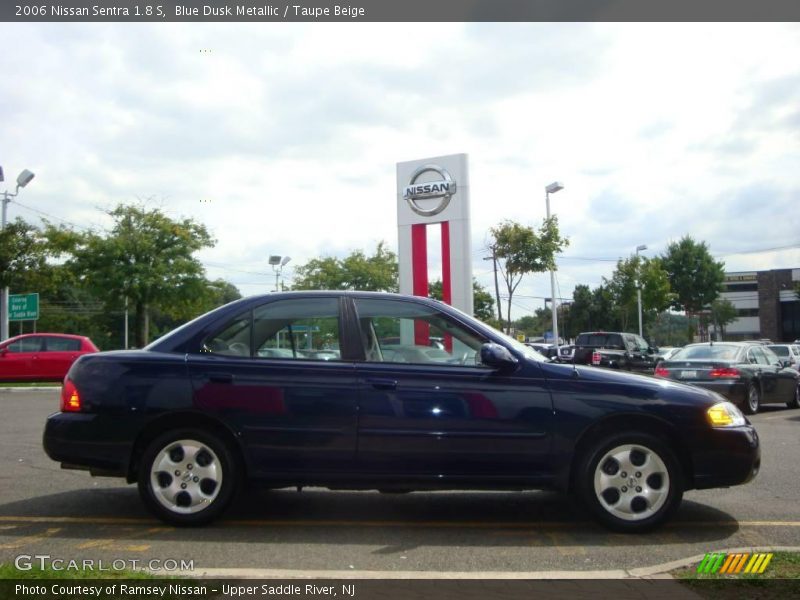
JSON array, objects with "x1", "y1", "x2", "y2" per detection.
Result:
[{"x1": 0, "y1": 333, "x2": 99, "y2": 382}]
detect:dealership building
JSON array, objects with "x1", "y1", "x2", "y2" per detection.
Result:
[{"x1": 721, "y1": 268, "x2": 800, "y2": 342}]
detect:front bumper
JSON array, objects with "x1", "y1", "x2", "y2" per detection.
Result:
[{"x1": 691, "y1": 424, "x2": 760, "y2": 489}]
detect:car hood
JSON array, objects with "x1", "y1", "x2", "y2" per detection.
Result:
[{"x1": 539, "y1": 360, "x2": 726, "y2": 409}]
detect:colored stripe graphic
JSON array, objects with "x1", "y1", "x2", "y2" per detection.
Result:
[{"x1": 698, "y1": 552, "x2": 773, "y2": 575}]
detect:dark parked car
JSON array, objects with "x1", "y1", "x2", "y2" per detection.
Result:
[
  {"x1": 654, "y1": 342, "x2": 800, "y2": 414},
  {"x1": 44, "y1": 292, "x2": 760, "y2": 532},
  {"x1": 0, "y1": 333, "x2": 98, "y2": 382},
  {"x1": 572, "y1": 332, "x2": 660, "y2": 373}
]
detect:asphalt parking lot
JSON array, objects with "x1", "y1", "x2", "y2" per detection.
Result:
[{"x1": 1, "y1": 389, "x2": 798, "y2": 577}]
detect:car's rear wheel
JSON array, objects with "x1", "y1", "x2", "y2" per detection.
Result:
[
  {"x1": 138, "y1": 429, "x2": 238, "y2": 525},
  {"x1": 787, "y1": 385, "x2": 800, "y2": 409},
  {"x1": 745, "y1": 382, "x2": 761, "y2": 415},
  {"x1": 575, "y1": 432, "x2": 683, "y2": 532}
]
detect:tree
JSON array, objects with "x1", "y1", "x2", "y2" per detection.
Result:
[
  {"x1": 489, "y1": 218, "x2": 569, "y2": 331},
  {"x1": 709, "y1": 298, "x2": 738, "y2": 340},
  {"x1": 568, "y1": 284, "x2": 594, "y2": 336},
  {"x1": 428, "y1": 279, "x2": 495, "y2": 323},
  {"x1": 660, "y1": 236, "x2": 725, "y2": 314},
  {"x1": 292, "y1": 242, "x2": 398, "y2": 292},
  {"x1": 51, "y1": 204, "x2": 216, "y2": 347},
  {"x1": 0, "y1": 218, "x2": 49, "y2": 292},
  {"x1": 605, "y1": 255, "x2": 672, "y2": 332}
]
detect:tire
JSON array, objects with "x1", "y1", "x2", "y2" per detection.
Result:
[
  {"x1": 745, "y1": 382, "x2": 761, "y2": 415},
  {"x1": 138, "y1": 429, "x2": 238, "y2": 526},
  {"x1": 787, "y1": 385, "x2": 800, "y2": 409},
  {"x1": 575, "y1": 432, "x2": 683, "y2": 533}
]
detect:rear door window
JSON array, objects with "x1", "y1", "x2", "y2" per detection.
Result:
[{"x1": 43, "y1": 337, "x2": 82, "y2": 351}]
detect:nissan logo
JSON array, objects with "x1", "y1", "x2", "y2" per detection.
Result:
[{"x1": 403, "y1": 164, "x2": 457, "y2": 217}]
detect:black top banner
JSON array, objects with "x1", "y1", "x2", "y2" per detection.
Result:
[{"x1": 4, "y1": 0, "x2": 800, "y2": 22}]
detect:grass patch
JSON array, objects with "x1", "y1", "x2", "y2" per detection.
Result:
[
  {"x1": 0, "y1": 563, "x2": 161, "y2": 579},
  {"x1": 0, "y1": 382, "x2": 60, "y2": 388},
  {"x1": 675, "y1": 552, "x2": 800, "y2": 599}
]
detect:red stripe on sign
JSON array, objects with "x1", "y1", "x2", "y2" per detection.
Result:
[{"x1": 411, "y1": 224, "x2": 430, "y2": 347}]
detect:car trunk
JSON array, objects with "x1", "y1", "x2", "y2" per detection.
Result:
[{"x1": 658, "y1": 360, "x2": 737, "y2": 382}]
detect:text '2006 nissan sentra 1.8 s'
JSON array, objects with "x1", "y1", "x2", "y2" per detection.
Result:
[{"x1": 43, "y1": 291, "x2": 760, "y2": 532}]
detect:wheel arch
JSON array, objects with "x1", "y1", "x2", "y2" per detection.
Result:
[
  {"x1": 566, "y1": 414, "x2": 694, "y2": 493},
  {"x1": 126, "y1": 412, "x2": 247, "y2": 483}
]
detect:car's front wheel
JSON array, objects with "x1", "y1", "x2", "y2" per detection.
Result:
[
  {"x1": 138, "y1": 429, "x2": 238, "y2": 525},
  {"x1": 576, "y1": 432, "x2": 683, "y2": 532}
]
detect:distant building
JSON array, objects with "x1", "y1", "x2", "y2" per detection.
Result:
[{"x1": 721, "y1": 268, "x2": 800, "y2": 342}]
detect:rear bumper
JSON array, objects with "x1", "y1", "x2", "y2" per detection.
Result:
[
  {"x1": 43, "y1": 412, "x2": 133, "y2": 477},
  {"x1": 683, "y1": 380, "x2": 748, "y2": 407},
  {"x1": 691, "y1": 425, "x2": 760, "y2": 489}
]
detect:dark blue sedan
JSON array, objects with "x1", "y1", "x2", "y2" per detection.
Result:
[{"x1": 44, "y1": 291, "x2": 760, "y2": 532}]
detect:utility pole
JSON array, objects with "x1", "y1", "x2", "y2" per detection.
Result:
[{"x1": 1, "y1": 168, "x2": 36, "y2": 341}]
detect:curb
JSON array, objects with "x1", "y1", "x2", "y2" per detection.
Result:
[
  {"x1": 167, "y1": 546, "x2": 800, "y2": 580},
  {"x1": 0, "y1": 387, "x2": 60, "y2": 392}
]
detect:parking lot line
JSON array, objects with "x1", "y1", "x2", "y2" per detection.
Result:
[
  {"x1": 1, "y1": 515, "x2": 800, "y2": 529},
  {"x1": 0, "y1": 527, "x2": 61, "y2": 549}
]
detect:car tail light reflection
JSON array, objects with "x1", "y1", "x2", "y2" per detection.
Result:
[
  {"x1": 591, "y1": 352, "x2": 601, "y2": 365},
  {"x1": 709, "y1": 367, "x2": 740, "y2": 378},
  {"x1": 654, "y1": 366, "x2": 670, "y2": 378},
  {"x1": 61, "y1": 378, "x2": 81, "y2": 412}
]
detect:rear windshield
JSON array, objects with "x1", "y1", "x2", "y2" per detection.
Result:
[
  {"x1": 768, "y1": 346, "x2": 789, "y2": 357},
  {"x1": 576, "y1": 333, "x2": 623, "y2": 349},
  {"x1": 671, "y1": 345, "x2": 740, "y2": 361}
]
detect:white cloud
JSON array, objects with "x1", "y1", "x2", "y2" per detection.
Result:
[{"x1": 2, "y1": 22, "x2": 799, "y2": 314}]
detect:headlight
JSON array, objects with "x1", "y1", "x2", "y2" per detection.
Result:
[{"x1": 706, "y1": 401, "x2": 746, "y2": 427}]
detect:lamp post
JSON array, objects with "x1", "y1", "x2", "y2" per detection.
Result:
[
  {"x1": 1, "y1": 168, "x2": 36, "y2": 341},
  {"x1": 635, "y1": 244, "x2": 648, "y2": 338},
  {"x1": 269, "y1": 255, "x2": 291, "y2": 291},
  {"x1": 545, "y1": 181, "x2": 563, "y2": 353}
]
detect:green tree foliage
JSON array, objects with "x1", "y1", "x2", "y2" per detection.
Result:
[
  {"x1": 428, "y1": 279, "x2": 495, "y2": 323},
  {"x1": 489, "y1": 218, "x2": 569, "y2": 331},
  {"x1": 660, "y1": 236, "x2": 725, "y2": 314},
  {"x1": 0, "y1": 218, "x2": 49, "y2": 290},
  {"x1": 709, "y1": 298, "x2": 738, "y2": 339},
  {"x1": 649, "y1": 311, "x2": 696, "y2": 346},
  {"x1": 568, "y1": 284, "x2": 594, "y2": 336},
  {"x1": 50, "y1": 204, "x2": 216, "y2": 347},
  {"x1": 292, "y1": 242, "x2": 398, "y2": 292},
  {"x1": 605, "y1": 255, "x2": 672, "y2": 331}
]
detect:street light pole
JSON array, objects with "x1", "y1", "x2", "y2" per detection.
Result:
[
  {"x1": 545, "y1": 182, "x2": 564, "y2": 354},
  {"x1": 636, "y1": 244, "x2": 648, "y2": 338},
  {"x1": 269, "y1": 255, "x2": 291, "y2": 291},
  {"x1": 0, "y1": 168, "x2": 36, "y2": 341}
]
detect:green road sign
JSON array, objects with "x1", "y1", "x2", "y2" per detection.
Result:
[{"x1": 9, "y1": 293, "x2": 39, "y2": 321}]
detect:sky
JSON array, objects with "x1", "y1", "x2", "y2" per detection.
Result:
[{"x1": 3, "y1": 22, "x2": 800, "y2": 318}]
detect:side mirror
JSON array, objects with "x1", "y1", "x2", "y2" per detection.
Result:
[
  {"x1": 781, "y1": 360, "x2": 791, "y2": 368},
  {"x1": 480, "y1": 343, "x2": 519, "y2": 371},
  {"x1": 649, "y1": 346, "x2": 659, "y2": 354}
]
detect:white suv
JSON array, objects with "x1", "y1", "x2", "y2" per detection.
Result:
[{"x1": 767, "y1": 344, "x2": 800, "y2": 370}]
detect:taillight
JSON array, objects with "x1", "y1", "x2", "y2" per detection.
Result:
[
  {"x1": 591, "y1": 352, "x2": 601, "y2": 365},
  {"x1": 709, "y1": 367, "x2": 740, "y2": 379},
  {"x1": 60, "y1": 378, "x2": 81, "y2": 412},
  {"x1": 654, "y1": 366, "x2": 670, "y2": 378}
]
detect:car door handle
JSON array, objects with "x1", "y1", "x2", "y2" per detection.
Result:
[
  {"x1": 208, "y1": 372, "x2": 234, "y2": 383},
  {"x1": 367, "y1": 378, "x2": 397, "y2": 390}
]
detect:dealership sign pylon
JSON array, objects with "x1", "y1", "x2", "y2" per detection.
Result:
[{"x1": 396, "y1": 154, "x2": 472, "y2": 346}]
